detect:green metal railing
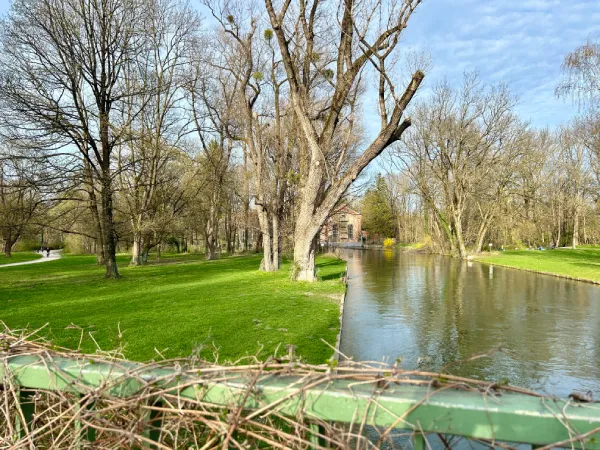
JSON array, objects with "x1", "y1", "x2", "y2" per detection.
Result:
[{"x1": 2, "y1": 354, "x2": 600, "y2": 449}]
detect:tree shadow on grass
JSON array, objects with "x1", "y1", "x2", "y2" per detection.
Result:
[{"x1": 317, "y1": 260, "x2": 346, "y2": 281}]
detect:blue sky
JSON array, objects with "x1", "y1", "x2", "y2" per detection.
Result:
[
  {"x1": 0, "y1": 0, "x2": 596, "y2": 130},
  {"x1": 394, "y1": 0, "x2": 600, "y2": 129}
]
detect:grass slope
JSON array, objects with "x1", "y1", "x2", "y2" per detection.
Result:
[
  {"x1": 0, "y1": 252, "x2": 43, "y2": 265},
  {"x1": 477, "y1": 247, "x2": 600, "y2": 283},
  {"x1": 0, "y1": 253, "x2": 346, "y2": 363}
]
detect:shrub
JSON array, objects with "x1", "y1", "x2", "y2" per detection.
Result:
[
  {"x1": 13, "y1": 238, "x2": 41, "y2": 251},
  {"x1": 383, "y1": 238, "x2": 396, "y2": 248}
]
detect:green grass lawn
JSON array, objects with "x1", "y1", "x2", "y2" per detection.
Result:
[
  {"x1": 476, "y1": 247, "x2": 600, "y2": 283},
  {"x1": 0, "y1": 252, "x2": 42, "y2": 265},
  {"x1": 0, "y1": 253, "x2": 346, "y2": 363}
]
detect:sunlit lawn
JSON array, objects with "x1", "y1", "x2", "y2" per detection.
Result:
[
  {"x1": 0, "y1": 253, "x2": 346, "y2": 363},
  {"x1": 477, "y1": 247, "x2": 600, "y2": 283},
  {"x1": 0, "y1": 252, "x2": 42, "y2": 265}
]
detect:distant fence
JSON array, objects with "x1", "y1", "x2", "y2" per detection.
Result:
[{"x1": 2, "y1": 349, "x2": 600, "y2": 449}]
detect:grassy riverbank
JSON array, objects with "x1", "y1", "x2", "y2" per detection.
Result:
[
  {"x1": 476, "y1": 247, "x2": 600, "y2": 283},
  {"x1": 0, "y1": 253, "x2": 346, "y2": 363},
  {"x1": 0, "y1": 252, "x2": 42, "y2": 265}
]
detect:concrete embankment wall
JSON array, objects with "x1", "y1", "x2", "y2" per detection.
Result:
[
  {"x1": 333, "y1": 265, "x2": 348, "y2": 363},
  {"x1": 325, "y1": 242, "x2": 382, "y2": 249}
]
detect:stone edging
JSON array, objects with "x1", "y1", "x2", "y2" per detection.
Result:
[
  {"x1": 474, "y1": 259, "x2": 600, "y2": 285},
  {"x1": 332, "y1": 266, "x2": 348, "y2": 363}
]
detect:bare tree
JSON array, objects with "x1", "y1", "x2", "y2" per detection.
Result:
[
  {"x1": 395, "y1": 74, "x2": 525, "y2": 258},
  {"x1": 264, "y1": 0, "x2": 424, "y2": 280},
  {"x1": 188, "y1": 43, "x2": 241, "y2": 260},
  {"x1": 117, "y1": 0, "x2": 199, "y2": 265},
  {"x1": 558, "y1": 124, "x2": 593, "y2": 248},
  {"x1": 0, "y1": 154, "x2": 45, "y2": 256},
  {"x1": 201, "y1": 0, "x2": 294, "y2": 271},
  {"x1": 557, "y1": 36, "x2": 600, "y2": 108},
  {"x1": 0, "y1": 0, "x2": 151, "y2": 277}
]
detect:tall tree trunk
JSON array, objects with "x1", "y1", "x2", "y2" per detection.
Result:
[
  {"x1": 291, "y1": 228, "x2": 316, "y2": 281},
  {"x1": 243, "y1": 150, "x2": 250, "y2": 252},
  {"x1": 85, "y1": 161, "x2": 105, "y2": 266},
  {"x1": 204, "y1": 224, "x2": 218, "y2": 260},
  {"x1": 3, "y1": 233, "x2": 16, "y2": 257},
  {"x1": 452, "y1": 212, "x2": 467, "y2": 259},
  {"x1": 131, "y1": 231, "x2": 143, "y2": 266},
  {"x1": 293, "y1": 232, "x2": 318, "y2": 282},
  {"x1": 142, "y1": 245, "x2": 151, "y2": 264},
  {"x1": 272, "y1": 214, "x2": 280, "y2": 271},
  {"x1": 257, "y1": 207, "x2": 274, "y2": 271},
  {"x1": 572, "y1": 194, "x2": 580, "y2": 249},
  {"x1": 289, "y1": 143, "x2": 324, "y2": 281},
  {"x1": 432, "y1": 206, "x2": 456, "y2": 254},
  {"x1": 254, "y1": 232, "x2": 262, "y2": 254},
  {"x1": 292, "y1": 209, "x2": 321, "y2": 281},
  {"x1": 556, "y1": 199, "x2": 562, "y2": 247},
  {"x1": 225, "y1": 206, "x2": 235, "y2": 254},
  {"x1": 204, "y1": 193, "x2": 219, "y2": 260},
  {"x1": 101, "y1": 172, "x2": 120, "y2": 279},
  {"x1": 474, "y1": 216, "x2": 490, "y2": 254},
  {"x1": 94, "y1": 220, "x2": 105, "y2": 265},
  {"x1": 572, "y1": 211, "x2": 579, "y2": 249}
]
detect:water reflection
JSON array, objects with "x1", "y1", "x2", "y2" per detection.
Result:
[{"x1": 339, "y1": 249, "x2": 600, "y2": 397}]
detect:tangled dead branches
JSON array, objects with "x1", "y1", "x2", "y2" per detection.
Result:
[{"x1": 0, "y1": 325, "x2": 597, "y2": 449}]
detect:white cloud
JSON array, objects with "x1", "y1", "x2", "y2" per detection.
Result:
[{"x1": 386, "y1": 0, "x2": 600, "y2": 128}]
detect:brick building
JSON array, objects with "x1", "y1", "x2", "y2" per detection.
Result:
[{"x1": 320, "y1": 206, "x2": 363, "y2": 244}]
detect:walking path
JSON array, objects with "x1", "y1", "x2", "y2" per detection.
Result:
[{"x1": 0, "y1": 250, "x2": 62, "y2": 268}]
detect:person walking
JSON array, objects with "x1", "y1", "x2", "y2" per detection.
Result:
[{"x1": 46, "y1": 248, "x2": 50, "y2": 258}]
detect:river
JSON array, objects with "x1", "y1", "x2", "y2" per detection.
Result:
[{"x1": 339, "y1": 248, "x2": 600, "y2": 397}]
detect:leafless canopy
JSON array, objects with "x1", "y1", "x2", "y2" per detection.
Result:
[{"x1": 556, "y1": 36, "x2": 600, "y2": 108}]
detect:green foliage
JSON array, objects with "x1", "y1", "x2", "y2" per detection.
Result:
[
  {"x1": 361, "y1": 175, "x2": 396, "y2": 241},
  {"x1": 13, "y1": 238, "x2": 43, "y2": 252},
  {"x1": 286, "y1": 170, "x2": 301, "y2": 185},
  {"x1": 0, "y1": 254, "x2": 346, "y2": 363},
  {"x1": 322, "y1": 68, "x2": 334, "y2": 80},
  {"x1": 252, "y1": 71, "x2": 264, "y2": 82},
  {"x1": 62, "y1": 234, "x2": 89, "y2": 254},
  {"x1": 263, "y1": 29, "x2": 273, "y2": 41}
]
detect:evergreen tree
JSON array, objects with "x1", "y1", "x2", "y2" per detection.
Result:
[{"x1": 361, "y1": 175, "x2": 396, "y2": 240}]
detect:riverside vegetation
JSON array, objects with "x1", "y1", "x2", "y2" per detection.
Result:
[{"x1": 476, "y1": 247, "x2": 600, "y2": 283}]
